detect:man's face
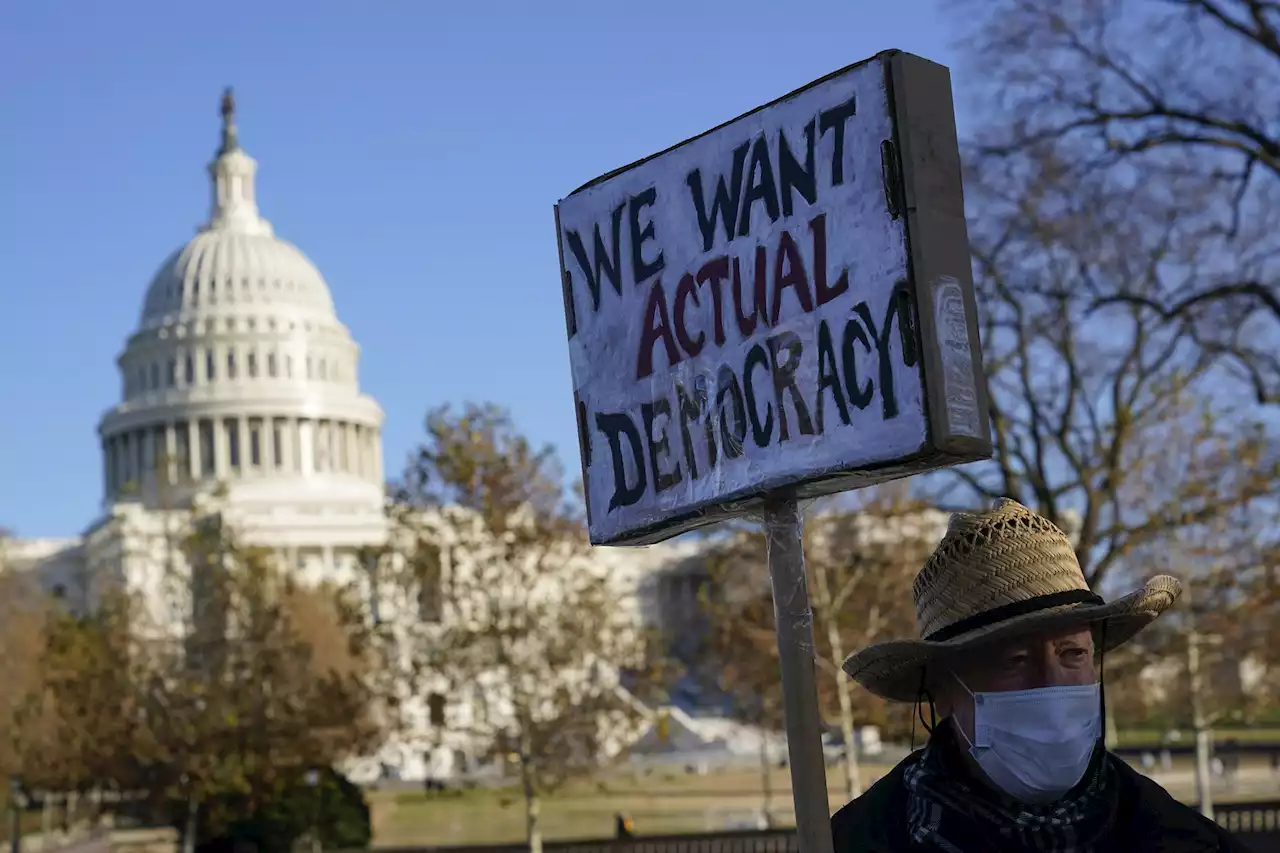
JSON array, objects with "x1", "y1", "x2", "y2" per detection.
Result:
[{"x1": 939, "y1": 625, "x2": 1098, "y2": 744}]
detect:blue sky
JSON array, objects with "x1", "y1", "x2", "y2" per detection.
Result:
[{"x1": 0, "y1": 0, "x2": 965, "y2": 538}]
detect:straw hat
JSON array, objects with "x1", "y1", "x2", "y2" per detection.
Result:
[{"x1": 843, "y1": 498, "x2": 1181, "y2": 702}]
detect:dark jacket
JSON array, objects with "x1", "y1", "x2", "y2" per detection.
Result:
[{"x1": 832, "y1": 748, "x2": 1249, "y2": 852}]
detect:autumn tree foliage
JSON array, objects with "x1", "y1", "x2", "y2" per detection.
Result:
[
  {"x1": 388, "y1": 403, "x2": 651, "y2": 853},
  {"x1": 0, "y1": 516, "x2": 385, "y2": 851},
  {"x1": 695, "y1": 487, "x2": 933, "y2": 801},
  {"x1": 128, "y1": 518, "x2": 384, "y2": 833},
  {"x1": 0, "y1": 539, "x2": 56, "y2": 785}
]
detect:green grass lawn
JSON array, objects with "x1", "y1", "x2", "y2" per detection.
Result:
[
  {"x1": 370, "y1": 763, "x2": 895, "y2": 848},
  {"x1": 370, "y1": 752, "x2": 1280, "y2": 849}
]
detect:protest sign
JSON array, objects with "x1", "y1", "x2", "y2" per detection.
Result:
[
  {"x1": 555, "y1": 50, "x2": 989, "y2": 545},
  {"x1": 556, "y1": 51, "x2": 991, "y2": 853}
]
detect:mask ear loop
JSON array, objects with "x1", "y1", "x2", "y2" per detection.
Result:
[{"x1": 911, "y1": 666, "x2": 936, "y2": 753}]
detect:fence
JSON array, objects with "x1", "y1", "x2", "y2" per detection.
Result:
[
  {"x1": 1218, "y1": 801, "x2": 1280, "y2": 853},
  {"x1": 360, "y1": 802, "x2": 1280, "y2": 853}
]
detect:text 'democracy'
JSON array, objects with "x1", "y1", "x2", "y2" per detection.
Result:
[{"x1": 556, "y1": 55, "x2": 938, "y2": 545}]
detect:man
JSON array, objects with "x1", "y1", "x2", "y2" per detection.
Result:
[{"x1": 832, "y1": 499, "x2": 1246, "y2": 852}]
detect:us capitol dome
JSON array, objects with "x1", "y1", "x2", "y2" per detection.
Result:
[
  {"x1": 12, "y1": 89, "x2": 388, "y2": 630},
  {"x1": 100, "y1": 88, "x2": 385, "y2": 529}
]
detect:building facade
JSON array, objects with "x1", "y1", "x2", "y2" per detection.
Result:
[{"x1": 0, "y1": 91, "x2": 701, "y2": 784}]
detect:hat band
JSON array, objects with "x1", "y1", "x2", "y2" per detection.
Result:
[{"x1": 924, "y1": 589, "x2": 1105, "y2": 643}]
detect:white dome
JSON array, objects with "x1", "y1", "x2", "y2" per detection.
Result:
[
  {"x1": 97, "y1": 90, "x2": 385, "y2": 519},
  {"x1": 140, "y1": 231, "x2": 337, "y2": 327}
]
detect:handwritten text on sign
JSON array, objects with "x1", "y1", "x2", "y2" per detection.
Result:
[{"x1": 557, "y1": 59, "x2": 926, "y2": 545}]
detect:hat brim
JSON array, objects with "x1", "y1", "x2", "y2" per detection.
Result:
[{"x1": 842, "y1": 575, "x2": 1182, "y2": 702}]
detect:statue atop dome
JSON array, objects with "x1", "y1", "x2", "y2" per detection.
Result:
[
  {"x1": 221, "y1": 87, "x2": 235, "y2": 125},
  {"x1": 217, "y1": 86, "x2": 240, "y2": 156}
]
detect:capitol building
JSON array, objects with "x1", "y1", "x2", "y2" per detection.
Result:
[{"x1": 3, "y1": 91, "x2": 703, "y2": 783}]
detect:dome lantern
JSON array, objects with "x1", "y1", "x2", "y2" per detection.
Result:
[{"x1": 203, "y1": 87, "x2": 272, "y2": 238}]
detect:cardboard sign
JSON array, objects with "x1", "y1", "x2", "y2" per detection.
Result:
[{"x1": 555, "y1": 50, "x2": 991, "y2": 546}]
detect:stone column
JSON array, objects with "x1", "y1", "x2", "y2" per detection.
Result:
[
  {"x1": 372, "y1": 429, "x2": 384, "y2": 486},
  {"x1": 280, "y1": 418, "x2": 295, "y2": 473},
  {"x1": 188, "y1": 420, "x2": 200, "y2": 480},
  {"x1": 238, "y1": 417, "x2": 251, "y2": 475},
  {"x1": 103, "y1": 438, "x2": 115, "y2": 501},
  {"x1": 345, "y1": 423, "x2": 358, "y2": 475},
  {"x1": 299, "y1": 419, "x2": 313, "y2": 476},
  {"x1": 165, "y1": 423, "x2": 177, "y2": 486},
  {"x1": 143, "y1": 427, "x2": 157, "y2": 497},
  {"x1": 215, "y1": 418, "x2": 230, "y2": 478},
  {"x1": 118, "y1": 434, "x2": 132, "y2": 492}
]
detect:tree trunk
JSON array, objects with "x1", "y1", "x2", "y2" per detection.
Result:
[
  {"x1": 182, "y1": 797, "x2": 198, "y2": 853},
  {"x1": 810, "y1": 561, "x2": 862, "y2": 800},
  {"x1": 757, "y1": 732, "x2": 774, "y2": 828},
  {"x1": 1187, "y1": 618, "x2": 1214, "y2": 821},
  {"x1": 518, "y1": 740, "x2": 542, "y2": 853},
  {"x1": 834, "y1": 676, "x2": 862, "y2": 800}
]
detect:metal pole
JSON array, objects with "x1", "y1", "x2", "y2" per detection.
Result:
[{"x1": 762, "y1": 498, "x2": 834, "y2": 853}]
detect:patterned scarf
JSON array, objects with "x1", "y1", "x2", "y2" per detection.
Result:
[{"x1": 903, "y1": 721, "x2": 1119, "y2": 853}]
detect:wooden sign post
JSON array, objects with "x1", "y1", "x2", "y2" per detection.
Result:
[{"x1": 554, "y1": 50, "x2": 990, "y2": 852}]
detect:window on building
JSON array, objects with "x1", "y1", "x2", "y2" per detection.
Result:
[
  {"x1": 227, "y1": 349, "x2": 238, "y2": 380},
  {"x1": 337, "y1": 423, "x2": 349, "y2": 472},
  {"x1": 137, "y1": 368, "x2": 146, "y2": 393},
  {"x1": 305, "y1": 356, "x2": 313, "y2": 380},
  {"x1": 149, "y1": 362, "x2": 159, "y2": 390},
  {"x1": 249, "y1": 418, "x2": 262, "y2": 467},
  {"x1": 199, "y1": 420, "x2": 216, "y2": 475},
  {"x1": 247, "y1": 351, "x2": 258, "y2": 378},
  {"x1": 166, "y1": 359, "x2": 177, "y2": 387},
  {"x1": 227, "y1": 420, "x2": 240, "y2": 469},
  {"x1": 267, "y1": 351, "x2": 277, "y2": 378},
  {"x1": 285, "y1": 355, "x2": 293, "y2": 379},
  {"x1": 206, "y1": 350, "x2": 216, "y2": 381},
  {"x1": 272, "y1": 419, "x2": 284, "y2": 468},
  {"x1": 51, "y1": 583, "x2": 66, "y2": 601},
  {"x1": 428, "y1": 693, "x2": 446, "y2": 727},
  {"x1": 185, "y1": 354, "x2": 195, "y2": 384},
  {"x1": 417, "y1": 542, "x2": 444, "y2": 623},
  {"x1": 318, "y1": 359, "x2": 328, "y2": 381}
]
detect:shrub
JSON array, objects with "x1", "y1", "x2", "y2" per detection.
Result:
[{"x1": 179, "y1": 768, "x2": 371, "y2": 852}]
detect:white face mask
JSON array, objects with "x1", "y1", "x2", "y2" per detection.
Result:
[{"x1": 953, "y1": 678, "x2": 1102, "y2": 805}]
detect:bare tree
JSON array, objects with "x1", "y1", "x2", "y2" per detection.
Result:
[
  {"x1": 390, "y1": 404, "x2": 650, "y2": 853},
  {"x1": 928, "y1": 136, "x2": 1276, "y2": 589},
  {"x1": 951, "y1": 0, "x2": 1280, "y2": 402}
]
